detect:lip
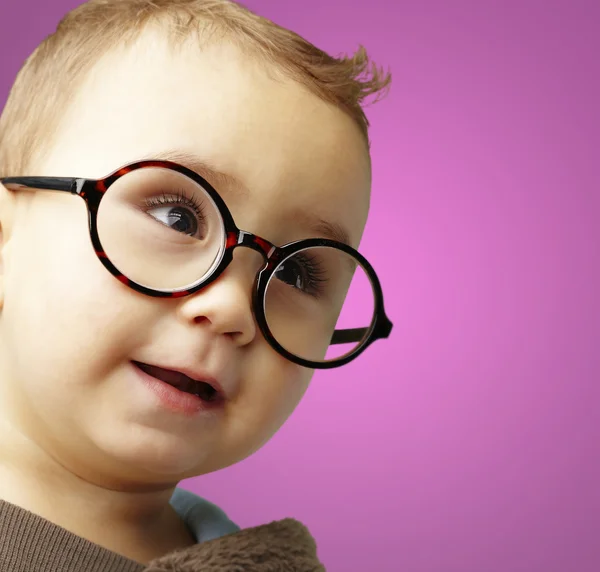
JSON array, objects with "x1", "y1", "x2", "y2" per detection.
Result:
[
  {"x1": 134, "y1": 360, "x2": 225, "y2": 396},
  {"x1": 131, "y1": 361, "x2": 225, "y2": 417}
]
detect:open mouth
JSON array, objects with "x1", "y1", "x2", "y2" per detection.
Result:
[{"x1": 132, "y1": 361, "x2": 221, "y2": 403}]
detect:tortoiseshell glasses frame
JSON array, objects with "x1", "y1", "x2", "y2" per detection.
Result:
[{"x1": 1, "y1": 160, "x2": 393, "y2": 369}]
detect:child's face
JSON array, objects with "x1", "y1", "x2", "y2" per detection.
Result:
[{"x1": 0, "y1": 31, "x2": 371, "y2": 486}]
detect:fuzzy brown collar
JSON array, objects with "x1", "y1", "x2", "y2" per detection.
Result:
[
  {"x1": 0, "y1": 498, "x2": 325, "y2": 572},
  {"x1": 145, "y1": 518, "x2": 326, "y2": 572}
]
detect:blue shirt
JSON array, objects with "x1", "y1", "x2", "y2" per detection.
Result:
[{"x1": 169, "y1": 487, "x2": 240, "y2": 543}]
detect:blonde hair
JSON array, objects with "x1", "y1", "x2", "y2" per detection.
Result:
[{"x1": 0, "y1": 0, "x2": 391, "y2": 177}]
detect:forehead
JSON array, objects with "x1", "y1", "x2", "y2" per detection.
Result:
[{"x1": 40, "y1": 29, "x2": 371, "y2": 247}]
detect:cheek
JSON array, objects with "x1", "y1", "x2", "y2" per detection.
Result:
[
  {"x1": 1, "y1": 199, "x2": 148, "y2": 385},
  {"x1": 224, "y1": 352, "x2": 313, "y2": 460}
]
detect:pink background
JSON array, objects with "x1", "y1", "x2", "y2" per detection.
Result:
[{"x1": 1, "y1": 1, "x2": 598, "y2": 570}]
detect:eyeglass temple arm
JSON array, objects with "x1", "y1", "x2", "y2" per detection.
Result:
[
  {"x1": 330, "y1": 314, "x2": 393, "y2": 345},
  {"x1": 0, "y1": 177, "x2": 79, "y2": 193},
  {"x1": 332, "y1": 327, "x2": 378, "y2": 345},
  {"x1": 330, "y1": 328, "x2": 367, "y2": 345}
]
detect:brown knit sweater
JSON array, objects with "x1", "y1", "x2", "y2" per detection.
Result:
[{"x1": 0, "y1": 500, "x2": 325, "y2": 571}]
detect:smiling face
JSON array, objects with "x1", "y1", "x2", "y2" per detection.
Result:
[{"x1": 0, "y1": 28, "x2": 371, "y2": 489}]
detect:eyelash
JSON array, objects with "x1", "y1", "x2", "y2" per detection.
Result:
[
  {"x1": 143, "y1": 189, "x2": 207, "y2": 224},
  {"x1": 291, "y1": 252, "x2": 329, "y2": 297}
]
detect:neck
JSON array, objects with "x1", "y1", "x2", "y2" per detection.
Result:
[{"x1": 0, "y1": 420, "x2": 195, "y2": 564}]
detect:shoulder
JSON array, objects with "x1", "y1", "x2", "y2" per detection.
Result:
[{"x1": 169, "y1": 486, "x2": 240, "y2": 543}]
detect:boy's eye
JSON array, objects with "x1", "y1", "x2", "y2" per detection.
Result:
[
  {"x1": 274, "y1": 253, "x2": 328, "y2": 297},
  {"x1": 275, "y1": 259, "x2": 307, "y2": 289},
  {"x1": 147, "y1": 204, "x2": 198, "y2": 236},
  {"x1": 143, "y1": 193, "x2": 207, "y2": 238}
]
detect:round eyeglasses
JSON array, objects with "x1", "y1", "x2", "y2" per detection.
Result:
[{"x1": 1, "y1": 160, "x2": 393, "y2": 369}]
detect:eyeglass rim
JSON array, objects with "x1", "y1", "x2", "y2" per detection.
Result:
[{"x1": 1, "y1": 159, "x2": 393, "y2": 369}]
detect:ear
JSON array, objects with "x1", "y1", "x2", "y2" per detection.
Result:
[
  {"x1": 0, "y1": 184, "x2": 7, "y2": 310},
  {"x1": 0, "y1": 181, "x2": 18, "y2": 310},
  {"x1": 0, "y1": 228, "x2": 3, "y2": 310}
]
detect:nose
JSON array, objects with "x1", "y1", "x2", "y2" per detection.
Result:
[{"x1": 175, "y1": 249, "x2": 264, "y2": 346}]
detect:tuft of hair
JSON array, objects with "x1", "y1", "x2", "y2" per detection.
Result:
[{"x1": 0, "y1": 0, "x2": 391, "y2": 177}]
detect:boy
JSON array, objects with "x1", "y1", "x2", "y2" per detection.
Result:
[{"x1": 0, "y1": 0, "x2": 393, "y2": 570}]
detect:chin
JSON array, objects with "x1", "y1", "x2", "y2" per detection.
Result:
[{"x1": 84, "y1": 435, "x2": 209, "y2": 484}]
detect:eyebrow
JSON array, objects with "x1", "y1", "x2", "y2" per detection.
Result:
[
  {"x1": 302, "y1": 218, "x2": 352, "y2": 247},
  {"x1": 143, "y1": 149, "x2": 353, "y2": 247},
  {"x1": 144, "y1": 149, "x2": 248, "y2": 194}
]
